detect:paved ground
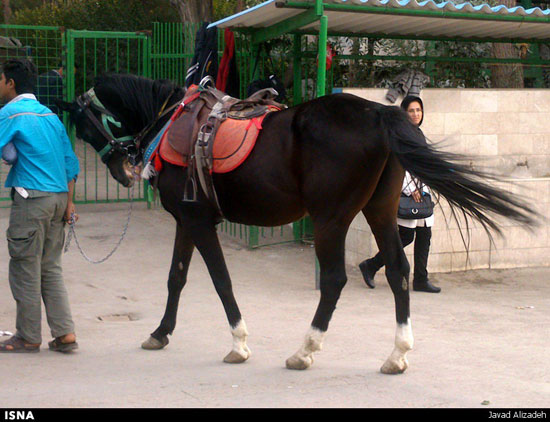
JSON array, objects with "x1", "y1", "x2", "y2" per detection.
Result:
[{"x1": 0, "y1": 203, "x2": 549, "y2": 408}]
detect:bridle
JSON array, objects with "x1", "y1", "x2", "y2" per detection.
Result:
[
  {"x1": 76, "y1": 88, "x2": 136, "y2": 164},
  {"x1": 75, "y1": 87, "x2": 179, "y2": 165}
]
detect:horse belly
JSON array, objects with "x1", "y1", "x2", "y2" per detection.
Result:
[
  {"x1": 213, "y1": 111, "x2": 305, "y2": 226},
  {"x1": 214, "y1": 170, "x2": 305, "y2": 226}
]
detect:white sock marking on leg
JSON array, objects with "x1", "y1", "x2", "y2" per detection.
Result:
[
  {"x1": 383, "y1": 318, "x2": 414, "y2": 373},
  {"x1": 292, "y1": 327, "x2": 325, "y2": 363},
  {"x1": 230, "y1": 319, "x2": 250, "y2": 358}
]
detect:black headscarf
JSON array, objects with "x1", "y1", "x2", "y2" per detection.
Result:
[{"x1": 400, "y1": 95, "x2": 424, "y2": 126}]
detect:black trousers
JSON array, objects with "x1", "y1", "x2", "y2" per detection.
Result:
[{"x1": 370, "y1": 224, "x2": 432, "y2": 283}]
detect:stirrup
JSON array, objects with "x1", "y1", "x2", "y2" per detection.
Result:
[{"x1": 183, "y1": 175, "x2": 198, "y2": 202}]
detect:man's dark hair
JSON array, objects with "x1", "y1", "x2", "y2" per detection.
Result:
[{"x1": 1, "y1": 58, "x2": 38, "y2": 95}]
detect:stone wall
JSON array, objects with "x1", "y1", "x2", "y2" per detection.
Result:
[{"x1": 342, "y1": 88, "x2": 550, "y2": 272}]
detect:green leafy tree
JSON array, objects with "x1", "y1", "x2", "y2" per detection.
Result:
[
  {"x1": 1, "y1": 0, "x2": 13, "y2": 24},
  {"x1": 12, "y1": 0, "x2": 180, "y2": 30}
]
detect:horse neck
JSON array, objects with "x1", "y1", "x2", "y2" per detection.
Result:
[{"x1": 139, "y1": 92, "x2": 182, "y2": 151}]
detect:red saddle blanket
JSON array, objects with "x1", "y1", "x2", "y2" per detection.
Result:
[{"x1": 158, "y1": 105, "x2": 278, "y2": 174}]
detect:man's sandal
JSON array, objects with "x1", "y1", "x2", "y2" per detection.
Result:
[
  {"x1": 0, "y1": 336, "x2": 40, "y2": 353},
  {"x1": 48, "y1": 337, "x2": 78, "y2": 353}
]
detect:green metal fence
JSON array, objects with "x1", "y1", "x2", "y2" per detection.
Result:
[{"x1": 0, "y1": 25, "x2": 64, "y2": 205}]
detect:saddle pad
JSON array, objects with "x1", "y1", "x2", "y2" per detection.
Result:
[{"x1": 159, "y1": 106, "x2": 278, "y2": 174}]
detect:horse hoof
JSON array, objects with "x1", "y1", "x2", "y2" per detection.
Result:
[
  {"x1": 223, "y1": 349, "x2": 250, "y2": 364},
  {"x1": 380, "y1": 357, "x2": 408, "y2": 374},
  {"x1": 141, "y1": 335, "x2": 169, "y2": 350},
  {"x1": 285, "y1": 354, "x2": 313, "y2": 370}
]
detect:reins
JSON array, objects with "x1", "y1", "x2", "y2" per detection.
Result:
[{"x1": 64, "y1": 172, "x2": 137, "y2": 263}]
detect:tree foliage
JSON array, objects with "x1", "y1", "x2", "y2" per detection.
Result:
[{"x1": 11, "y1": 0, "x2": 180, "y2": 30}]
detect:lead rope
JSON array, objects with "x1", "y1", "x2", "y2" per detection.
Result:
[{"x1": 64, "y1": 173, "x2": 137, "y2": 264}]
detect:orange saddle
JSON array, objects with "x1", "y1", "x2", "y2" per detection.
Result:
[{"x1": 159, "y1": 107, "x2": 277, "y2": 173}]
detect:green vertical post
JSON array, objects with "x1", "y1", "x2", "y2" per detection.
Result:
[
  {"x1": 250, "y1": 42, "x2": 261, "y2": 81},
  {"x1": 315, "y1": 1, "x2": 326, "y2": 289},
  {"x1": 142, "y1": 32, "x2": 151, "y2": 78},
  {"x1": 248, "y1": 226, "x2": 259, "y2": 248},
  {"x1": 63, "y1": 29, "x2": 76, "y2": 203},
  {"x1": 292, "y1": 33, "x2": 302, "y2": 105},
  {"x1": 316, "y1": 14, "x2": 328, "y2": 98},
  {"x1": 141, "y1": 33, "x2": 153, "y2": 208},
  {"x1": 64, "y1": 30, "x2": 76, "y2": 148}
]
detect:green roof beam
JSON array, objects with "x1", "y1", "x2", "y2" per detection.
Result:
[
  {"x1": 290, "y1": 28, "x2": 550, "y2": 44},
  {"x1": 251, "y1": 7, "x2": 319, "y2": 45},
  {"x1": 322, "y1": 53, "x2": 550, "y2": 65}
]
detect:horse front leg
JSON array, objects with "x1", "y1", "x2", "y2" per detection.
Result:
[
  {"x1": 142, "y1": 223, "x2": 194, "y2": 350},
  {"x1": 366, "y1": 212, "x2": 413, "y2": 374},
  {"x1": 286, "y1": 222, "x2": 347, "y2": 370},
  {"x1": 185, "y1": 215, "x2": 250, "y2": 364}
]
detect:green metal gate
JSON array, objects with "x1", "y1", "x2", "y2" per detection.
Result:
[{"x1": 65, "y1": 29, "x2": 151, "y2": 204}]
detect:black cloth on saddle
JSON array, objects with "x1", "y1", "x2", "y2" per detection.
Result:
[
  {"x1": 246, "y1": 42, "x2": 286, "y2": 103},
  {"x1": 185, "y1": 23, "x2": 218, "y2": 88}
]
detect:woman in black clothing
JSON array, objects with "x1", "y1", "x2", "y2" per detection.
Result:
[{"x1": 358, "y1": 95, "x2": 441, "y2": 293}]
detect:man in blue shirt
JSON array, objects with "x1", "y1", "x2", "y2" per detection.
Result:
[{"x1": 0, "y1": 58, "x2": 80, "y2": 353}]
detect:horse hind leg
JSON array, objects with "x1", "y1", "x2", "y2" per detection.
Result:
[
  {"x1": 365, "y1": 211, "x2": 414, "y2": 374},
  {"x1": 286, "y1": 222, "x2": 347, "y2": 370},
  {"x1": 142, "y1": 223, "x2": 194, "y2": 350},
  {"x1": 380, "y1": 240, "x2": 413, "y2": 374}
]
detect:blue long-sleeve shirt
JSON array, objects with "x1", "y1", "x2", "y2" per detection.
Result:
[{"x1": 0, "y1": 94, "x2": 79, "y2": 193}]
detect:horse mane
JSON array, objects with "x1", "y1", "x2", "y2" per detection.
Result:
[{"x1": 94, "y1": 73, "x2": 184, "y2": 132}]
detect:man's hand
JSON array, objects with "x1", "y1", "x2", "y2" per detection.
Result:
[
  {"x1": 65, "y1": 178, "x2": 78, "y2": 224},
  {"x1": 64, "y1": 201, "x2": 79, "y2": 224}
]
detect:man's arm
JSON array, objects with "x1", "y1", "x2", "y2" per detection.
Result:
[{"x1": 64, "y1": 179, "x2": 78, "y2": 223}]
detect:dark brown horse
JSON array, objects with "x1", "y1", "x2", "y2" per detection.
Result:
[{"x1": 60, "y1": 74, "x2": 538, "y2": 374}]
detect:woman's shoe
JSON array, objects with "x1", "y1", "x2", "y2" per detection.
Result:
[
  {"x1": 413, "y1": 280, "x2": 441, "y2": 293},
  {"x1": 359, "y1": 259, "x2": 377, "y2": 289}
]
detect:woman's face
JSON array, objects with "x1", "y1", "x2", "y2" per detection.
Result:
[{"x1": 406, "y1": 101, "x2": 423, "y2": 126}]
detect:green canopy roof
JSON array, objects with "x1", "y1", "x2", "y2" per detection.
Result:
[{"x1": 210, "y1": 0, "x2": 550, "y2": 43}]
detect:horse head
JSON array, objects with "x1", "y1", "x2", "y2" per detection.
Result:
[{"x1": 58, "y1": 74, "x2": 182, "y2": 187}]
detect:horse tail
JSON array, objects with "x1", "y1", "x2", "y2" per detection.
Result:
[{"x1": 379, "y1": 105, "x2": 540, "y2": 238}]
